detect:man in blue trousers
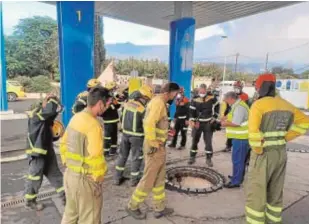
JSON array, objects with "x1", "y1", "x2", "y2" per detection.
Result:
[{"x1": 221, "y1": 91, "x2": 250, "y2": 188}]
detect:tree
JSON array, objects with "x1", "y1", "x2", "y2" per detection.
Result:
[
  {"x1": 94, "y1": 15, "x2": 106, "y2": 77},
  {"x1": 5, "y1": 16, "x2": 58, "y2": 79}
]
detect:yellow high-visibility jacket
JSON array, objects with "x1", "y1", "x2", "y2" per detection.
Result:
[
  {"x1": 60, "y1": 108, "x2": 107, "y2": 182},
  {"x1": 249, "y1": 96, "x2": 309, "y2": 154},
  {"x1": 143, "y1": 95, "x2": 169, "y2": 148}
]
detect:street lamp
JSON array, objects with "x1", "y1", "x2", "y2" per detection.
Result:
[{"x1": 221, "y1": 35, "x2": 228, "y2": 86}]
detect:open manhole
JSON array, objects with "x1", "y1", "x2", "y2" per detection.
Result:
[{"x1": 165, "y1": 166, "x2": 225, "y2": 194}]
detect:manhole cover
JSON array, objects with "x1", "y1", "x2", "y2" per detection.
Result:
[
  {"x1": 165, "y1": 166, "x2": 225, "y2": 194},
  {"x1": 287, "y1": 148, "x2": 309, "y2": 153}
]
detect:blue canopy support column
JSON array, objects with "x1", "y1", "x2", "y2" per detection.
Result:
[
  {"x1": 0, "y1": 2, "x2": 8, "y2": 111},
  {"x1": 57, "y1": 1, "x2": 95, "y2": 126},
  {"x1": 168, "y1": 2, "x2": 195, "y2": 117}
]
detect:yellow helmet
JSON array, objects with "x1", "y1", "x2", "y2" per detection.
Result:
[
  {"x1": 87, "y1": 79, "x2": 101, "y2": 88},
  {"x1": 105, "y1": 81, "x2": 117, "y2": 90},
  {"x1": 139, "y1": 84, "x2": 153, "y2": 99},
  {"x1": 52, "y1": 120, "x2": 65, "y2": 141}
]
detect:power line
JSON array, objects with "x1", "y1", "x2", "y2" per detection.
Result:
[{"x1": 269, "y1": 41, "x2": 309, "y2": 55}]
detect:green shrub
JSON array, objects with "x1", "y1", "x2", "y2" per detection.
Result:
[
  {"x1": 54, "y1": 73, "x2": 60, "y2": 82},
  {"x1": 28, "y1": 75, "x2": 52, "y2": 93},
  {"x1": 14, "y1": 76, "x2": 32, "y2": 90}
]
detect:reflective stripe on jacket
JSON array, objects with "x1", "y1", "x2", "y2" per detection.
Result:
[
  {"x1": 26, "y1": 98, "x2": 60, "y2": 157},
  {"x1": 226, "y1": 100, "x2": 249, "y2": 139},
  {"x1": 72, "y1": 91, "x2": 88, "y2": 115},
  {"x1": 121, "y1": 100, "x2": 146, "y2": 137},
  {"x1": 249, "y1": 96, "x2": 309, "y2": 154},
  {"x1": 60, "y1": 108, "x2": 107, "y2": 182},
  {"x1": 143, "y1": 95, "x2": 169, "y2": 145}
]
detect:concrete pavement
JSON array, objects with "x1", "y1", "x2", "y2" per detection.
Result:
[{"x1": 1, "y1": 131, "x2": 309, "y2": 224}]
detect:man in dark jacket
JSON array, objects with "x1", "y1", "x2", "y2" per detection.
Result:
[
  {"x1": 114, "y1": 85, "x2": 153, "y2": 186},
  {"x1": 103, "y1": 81, "x2": 121, "y2": 157},
  {"x1": 188, "y1": 84, "x2": 220, "y2": 167},
  {"x1": 168, "y1": 87, "x2": 190, "y2": 150},
  {"x1": 71, "y1": 78, "x2": 101, "y2": 115},
  {"x1": 24, "y1": 94, "x2": 65, "y2": 211}
]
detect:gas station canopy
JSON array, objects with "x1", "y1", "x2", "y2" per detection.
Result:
[{"x1": 49, "y1": 1, "x2": 297, "y2": 30}]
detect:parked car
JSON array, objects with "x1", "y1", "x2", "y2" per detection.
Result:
[{"x1": 6, "y1": 80, "x2": 26, "y2": 102}]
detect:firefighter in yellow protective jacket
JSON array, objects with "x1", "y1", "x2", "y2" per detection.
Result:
[
  {"x1": 71, "y1": 78, "x2": 101, "y2": 115},
  {"x1": 126, "y1": 82, "x2": 180, "y2": 220},
  {"x1": 245, "y1": 73, "x2": 309, "y2": 224},
  {"x1": 114, "y1": 84, "x2": 153, "y2": 187},
  {"x1": 24, "y1": 94, "x2": 65, "y2": 211},
  {"x1": 60, "y1": 87, "x2": 112, "y2": 224}
]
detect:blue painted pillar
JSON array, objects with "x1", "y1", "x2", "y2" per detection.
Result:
[
  {"x1": 0, "y1": 2, "x2": 8, "y2": 111},
  {"x1": 169, "y1": 17, "x2": 195, "y2": 117},
  {"x1": 57, "y1": 1, "x2": 94, "y2": 126}
]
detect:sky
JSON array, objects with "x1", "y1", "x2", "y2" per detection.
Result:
[{"x1": 2, "y1": 1, "x2": 309, "y2": 66}]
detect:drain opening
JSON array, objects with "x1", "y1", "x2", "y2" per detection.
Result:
[
  {"x1": 1, "y1": 191, "x2": 56, "y2": 209},
  {"x1": 165, "y1": 166, "x2": 225, "y2": 194}
]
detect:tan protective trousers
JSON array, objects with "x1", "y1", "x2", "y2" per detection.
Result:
[
  {"x1": 128, "y1": 141, "x2": 166, "y2": 212},
  {"x1": 245, "y1": 147, "x2": 287, "y2": 224},
  {"x1": 61, "y1": 169, "x2": 103, "y2": 224}
]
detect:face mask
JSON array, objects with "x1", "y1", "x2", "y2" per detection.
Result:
[
  {"x1": 176, "y1": 93, "x2": 182, "y2": 99},
  {"x1": 113, "y1": 91, "x2": 118, "y2": 97},
  {"x1": 199, "y1": 93, "x2": 206, "y2": 98},
  {"x1": 234, "y1": 88, "x2": 241, "y2": 94}
]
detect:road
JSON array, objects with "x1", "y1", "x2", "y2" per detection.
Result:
[{"x1": 1, "y1": 99, "x2": 61, "y2": 153}]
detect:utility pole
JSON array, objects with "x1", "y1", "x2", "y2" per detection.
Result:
[
  {"x1": 235, "y1": 53, "x2": 239, "y2": 74},
  {"x1": 265, "y1": 52, "x2": 269, "y2": 72}
]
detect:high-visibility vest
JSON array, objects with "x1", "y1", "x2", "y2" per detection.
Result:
[
  {"x1": 226, "y1": 100, "x2": 249, "y2": 139},
  {"x1": 121, "y1": 100, "x2": 146, "y2": 137}
]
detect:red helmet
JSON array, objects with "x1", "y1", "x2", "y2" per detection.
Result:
[{"x1": 233, "y1": 81, "x2": 243, "y2": 88}]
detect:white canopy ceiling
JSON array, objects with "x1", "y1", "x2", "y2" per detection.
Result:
[
  {"x1": 49, "y1": 1, "x2": 298, "y2": 30},
  {"x1": 94, "y1": 1, "x2": 297, "y2": 30}
]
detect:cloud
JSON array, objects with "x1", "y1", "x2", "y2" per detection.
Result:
[{"x1": 2, "y1": 2, "x2": 56, "y2": 35}]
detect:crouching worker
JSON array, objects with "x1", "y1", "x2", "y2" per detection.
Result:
[
  {"x1": 60, "y1": 87, "x2": 112, "y2": 224},
  {"x1": 24, "y1": 93, "x2": 65, "y2": 210},
  {"x1": 126, "y1": 82, "x2": 180, "y2": 220},
  {"x1": 114, "y1": 84, "x2": 153, "y2": 187}
]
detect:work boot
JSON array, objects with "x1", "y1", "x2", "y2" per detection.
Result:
[
  {"x1": 130, "y1": 179, "x2": 140, "y2": 187},
  {"x1": 206, "y1": 158, "x2": 213, "y2": 167},
  {"x1": 25, "y1": 200, "x2": 44, "y2": 211},
  {"x1": 60, "y1": 194, "x2": 66, "y2": 206},
  {"x1": 126, "y1": 206, "x2": 146, "y2": 220},
  {"x1": 154, "y1": 207, "x2": 174, "y2": 219},
  {"x1": 168, "y1": 143, "x2": 176, "y2": 148},
  {"x1": 188, "y1": 157, "x2": 196, "y2": 165},
  {"x1": 113, "y1": 177, "x2": 124, "y2": 186},
  {"x1": 223, "y1": 147, "x2": 231, "y2": 152}
]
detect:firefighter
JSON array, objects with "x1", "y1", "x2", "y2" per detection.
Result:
[
  {"x1": 114, "y1": 85, "x2": 153, "y2": 187},
  {"x1": 245, "y1": 73, "x2": 309, "y2": 224},
  {"x1": 103, "y1": 81, "x2": 121, "y2": 156},
  {"x1": 188, "y1": 84, "x2": 220, "y2": 167},
  {"x1": 168, "y1": 87, "x2": 190, "y2": 150},
  {"x1": 221, "y1": 91, "x2": 250, "y2": 188},
  {"x1": 60, "y1": 86, "x2": 112, "y2": 224},
  {"x1": 72, "y1": 78, "x2": 101, "y2": 115},
  {"x1": 126, "y1": 82, "x2": 180, "y2": 220},
  {"x1": 24, "y1": 93, "x2": 65, "y2": 211}
]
